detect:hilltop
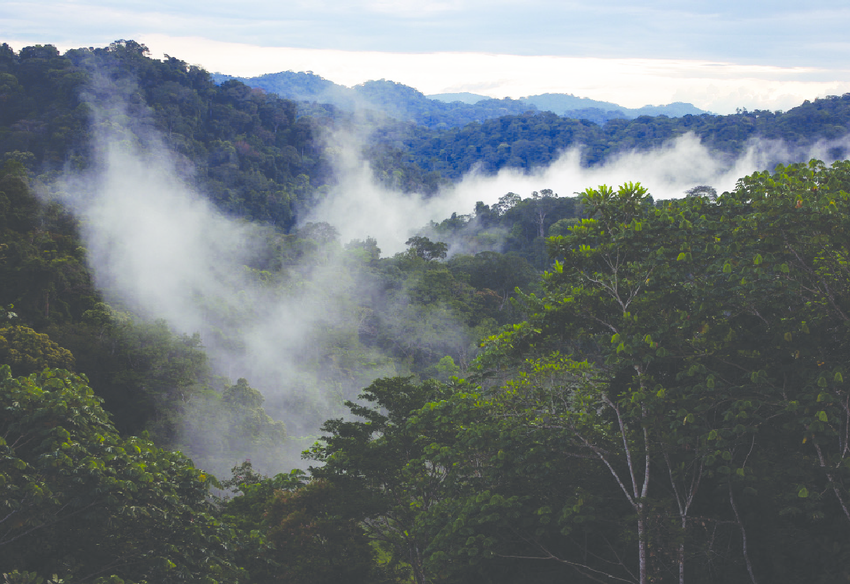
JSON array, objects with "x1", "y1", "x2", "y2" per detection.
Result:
[{"x1": 211, "y1": 70, "x2": 708, "y2": 128}]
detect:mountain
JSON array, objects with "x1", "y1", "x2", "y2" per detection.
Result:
[
  {"x1": 519, "y1": 93, "x2": 708, "y2": 118},
  {"x1": 428, "y1": 92, "x2": 489, "y2": 104},
  {"x1": 212, "y1": 71, "x2": 708, "y2": 128},
  {"x1": 5, "y1": 42, "x2": 850, "y2": 584}
]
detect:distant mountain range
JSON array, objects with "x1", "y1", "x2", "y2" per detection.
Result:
[
  {"x1": 431, "y1": 91, "x2": 707, "y2": 119},
  {"x1": 211, "y1": 71, "x2": 708, "y2": 129}
]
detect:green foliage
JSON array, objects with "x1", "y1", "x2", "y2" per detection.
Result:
[
  {"x1": 0, "y1": 162, "x2": 96, "y2": 329},
  {"x1": 469, "y1": 161, "x2": 850, "y2": 582},
  {"x1": 0, "y1": 325, "x2": 75, "y2": 375},
  {"x1": 306, "y1": 161, "x2": 850, "y2": 583},
  {"x1": 0, "y1": 42, "x2": 331, "y2": 229},
  {"x1": 6, "y1": 38, "x2": 850, "y2": 584},
  {"x1": 309, "y1": 377, "x2": 456, "y2": 584},
  {"x1": 215, "y1": 462, "x2": 307, "y2": 583},
  {"x1": 0, "y1": 365, "x2": 243, "y2": 583},
  {"x1": 405, "y1": 235, "x2": 448, "y2": 261},
  {"x1": 178, "y1": 378, "x2": 287, "y2": 477},
  {"x1": 266, "y1": 479, "x2": 388, "y2": 584},
  {"x1": 365, "y1": 96, "x2": 850, "y2": 190},
  {"x1": 422, "y1": 190, "x2": 583, "y2": 270}
]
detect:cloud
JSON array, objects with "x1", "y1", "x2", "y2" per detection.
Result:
[
  {"x1": 6, "y1": 0, "x2": 850, "y2": 114},
  {"x1": 41, "y1": 47, "x2": 850, "y2": 476},
  {"x1": 111, "y1": 35, "x2": 850, "y2": 115},
  {"x1": 6, "y1": 0, "x2": 850, "y2": 65},
  {"x1": 308, "y1": 131, "x2": 850, "y2": 257},
  {"x1": 364, "y1": 0, "x2": 460, "y2": 17}
]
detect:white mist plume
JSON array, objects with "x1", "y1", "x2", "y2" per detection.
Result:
[
  {"x1": 75, "y1": 146, "x2": 249, "y2": 334},
  {"x1": 67, "y1": 138, "x2": 375, "y2": 390},
  {"x1": 306, "y1": 132, "x2": 471, "y2": 255},
  {"x1": 309, "y1": 131, "x2": 850, "y2": 256},
  {"x1": 51, "y1": 72, "x2": 850, "y2": 477}
]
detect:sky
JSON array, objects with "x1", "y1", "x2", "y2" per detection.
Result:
[{"x1": 4, "y1": 1, "x2": 850, "y2": 114}]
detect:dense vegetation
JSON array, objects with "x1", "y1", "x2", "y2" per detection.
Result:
[
  {"x1": 3, "y1": 40, "x2": 850, "y2": 583},
  {"x1": 215, "y1": 71, "x2": 707, "y2": 129},
  {"x1": 0, "y1": 40, "x2": 331, "y2": 228},
  {"x1": 0, "y1": 140, "x2": 545, "y2": 467},
  {"x1": 375, "y1": 100, "x2": 850, "y2": 188},
  {"x1": 0, "y1": 41, "x2": 553, "y2": 467}
]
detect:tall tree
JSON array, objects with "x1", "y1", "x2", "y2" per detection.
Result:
[{"x1": 0, "y1": 365, "x2": 244, "y2": 583}]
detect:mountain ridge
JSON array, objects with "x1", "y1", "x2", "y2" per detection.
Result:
[
  {"x1": 211, "y1": 70, "x2": 708, "y2": 128},
  {"x1": 431, "y1": 91, "x2": 709, "y2": 118}
]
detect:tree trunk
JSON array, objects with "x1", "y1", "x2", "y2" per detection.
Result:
[
  {"x1": 678, "y1": 515, "x2": 686, "y2": 584},
  {"x1": 409, "y1": 541, "x2": 428, "y2": 584},
  {"x1": 729, "y1": 483, "x2": 758, "y2": 584},
  {"x1": 637, "y1": 509, "x2": 648, "y2": 584}
]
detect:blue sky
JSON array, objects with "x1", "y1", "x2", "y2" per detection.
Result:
[{"x1": 4, "y1": 0, "x2": 850, "y2": 113}]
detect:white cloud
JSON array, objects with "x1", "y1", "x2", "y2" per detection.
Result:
[
  {"x1": 304, "y1": 131, "x2": 850, "y2": 258},
  {"x1": 364, "y1": 0, "x2": 459, "y2": 17},
  {"x1": 129, "y1": 35, "x2": 850, "y2": 114},
  {"x1": 5, "y1": 0, "x2": 850, "y2": 112}
]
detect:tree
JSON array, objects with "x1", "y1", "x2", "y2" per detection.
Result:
[
  {"x1": 266, "y1": 479, "x2": 386, "y2": 584},
  {"x1": 179, "y1": 377, "x2": 287, "y2": 477},
  {"x1": 470, "y1": 163, "x2": 850, "y2": 583},
  {"x1": 219, "y1": 462, "x2": 307, "y2": 583},
  {"x1": 0, "y1": 365, "x2": 244, "y2": 583},
  {"x1": 0, "y1": 325, "x2": 75, "y2": 375},
  {"x1": 406, "y1": 236, "x2": 448, "y2": 261},
  {"x1": 308, "y1": 377, "x2": 454, "y2": 584}
]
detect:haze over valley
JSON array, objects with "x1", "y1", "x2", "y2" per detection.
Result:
[{"x1": 2, "y1": 14, "x2": 850, "y2": 581}]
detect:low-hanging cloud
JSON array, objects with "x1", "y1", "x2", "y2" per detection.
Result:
[
  {"x1": 47, "y1": 68, "x2": 850, "y2": 476},
  {"x1": 308, "y1": 131, "x2": 850, "y2": 256}
]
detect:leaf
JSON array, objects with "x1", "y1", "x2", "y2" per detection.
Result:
[
  {"x1": 817, "y1": 411, "x2": 828, "y2": 422},
  {"x1": 677, "y1": 252, "x2": 687, "y2": 261},
  {"x1": 798, "y1": 487, "x2": 809, "y2": 498}
]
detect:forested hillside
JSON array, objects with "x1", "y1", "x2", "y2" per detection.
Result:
[
  {"x1": 216, "y1": 69, "x2": 850, "y2": 195},
  {"x1": 0, "y1": 40, "x2": 331, "y2": 228},
  {"x1": 2, "y1": 40, "x2": 850, "y2": 584},
  {"x1": 216, "y1": 70, "x2": 707, "y2": 128},
  {"x1": 370, "y1": 98, "x2": 850, "y2": 191},
  {"x1": 0, "y1": 40, "x2": 554, "y2": 462}
]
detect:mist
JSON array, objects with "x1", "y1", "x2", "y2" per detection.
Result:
[
  {"x1": 59, "y1": 136, "x2": 409, "y2": 470},
  {"x1": 310, "y1": 131, "x2": 850, "y2": 256},
  {"x1": 46, "y1": 69, "x2": 849, "y2": 477}
]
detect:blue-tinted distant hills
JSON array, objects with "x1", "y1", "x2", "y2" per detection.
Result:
[
  {"x1": 211, "y1": 71, "x2": 708, "y2": 128},
  {"x1": 431, "y1": 91, "x2": 707, "y2": 118},
  {"x1": 428, "y1": 92, "x2": 490, "y2": 105}
]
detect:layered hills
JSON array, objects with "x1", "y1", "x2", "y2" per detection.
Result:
[{"x1": 213, "y1": 70, "x2": 708, "y2": 128}]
